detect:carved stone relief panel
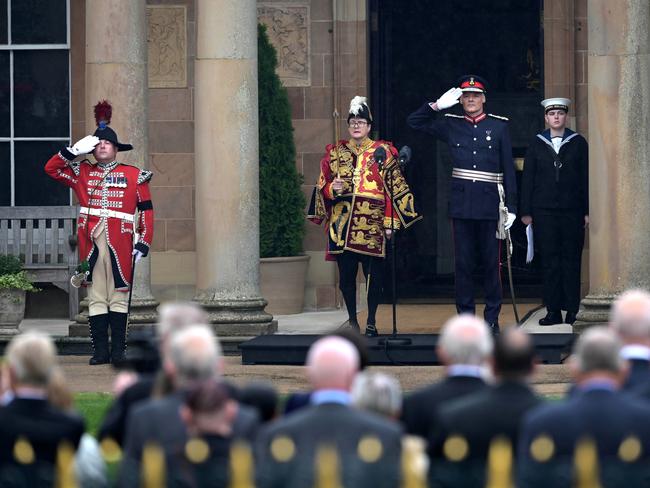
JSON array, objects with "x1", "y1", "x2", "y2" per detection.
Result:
[
  {"x1": 258, "y1": 4, "x2": 310, "y2": 87},
  {"x1": 147, "y1": 6, "x2": 187, "y2": 88}
]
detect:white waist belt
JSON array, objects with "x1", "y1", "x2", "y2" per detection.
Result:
[
  {"x1": 452, "y1": 168, "x2": 503, "y2": 184},
  {"x1": 79, "y1": 206, "x2": 135, "y2": 223}
]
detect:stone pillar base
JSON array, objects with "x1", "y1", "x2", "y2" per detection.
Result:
[
  {"x1": 0, "y1": 327, "x2": 20, "y2": 337},
  {"x1": 194, "y1": 296, "x2": 277, "y2": 336},
  {"x1": 573, "y1": 294, "x2": 616, "y2": 333},
  {"x1": 69, "y1": 296, "x2": 159, "y2": 336}
]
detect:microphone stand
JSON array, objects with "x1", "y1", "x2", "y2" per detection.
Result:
[{"x1": 378, "y1": 160, "x2": 411, "y2": 346}]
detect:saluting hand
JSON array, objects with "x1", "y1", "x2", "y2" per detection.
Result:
[
  {"x1": 434, "y1": 87, "x2": 463, "y2": 111},
  {"x1": 68, "y1": 135, "x2": 100, "y2": 156}
]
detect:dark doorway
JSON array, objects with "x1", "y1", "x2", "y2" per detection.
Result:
[{"x1": 369, "y1": 0, "x2": 544, "y2": 301}]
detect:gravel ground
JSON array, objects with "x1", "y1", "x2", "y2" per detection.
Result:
[{"x1": 60, "y1": 355, "x2": 571, "y2": 397}]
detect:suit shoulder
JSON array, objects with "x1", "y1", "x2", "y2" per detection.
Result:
[
  {"x1": 358, "y1": 410, "x2": 403, "y2": 436},
  {"x1": 488, "y1": 113, "x2": 509, "y2": 122},
  {"x1": 444, "y1": 113, "x2": 464, "y2": 119}
]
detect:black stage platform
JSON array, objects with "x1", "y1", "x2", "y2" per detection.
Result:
[{"x1": 239, "y1": 333, "x2": 575, "y2": 366}]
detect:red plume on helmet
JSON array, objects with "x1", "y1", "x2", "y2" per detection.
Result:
[
  {"x1": 94, "y1": 100, "x2": 112, "y2": 129},
  {"x1": 91, "y1": 100, "x2": 133, "y2": 152}
]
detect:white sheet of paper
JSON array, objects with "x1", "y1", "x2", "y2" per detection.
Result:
[{"x1": 526, "y1": 224, "x2": 534, "y2": 263}]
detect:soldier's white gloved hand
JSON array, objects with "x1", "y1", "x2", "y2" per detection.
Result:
[
  {"x1": 132, "y1": 249, "x2": 144, "y2": 263},
  {"x1": 68, "y1": 135, "x2": 100, "y2": 156},
  {"x1": 505, "y1": 212, "x2": 516, "y2": 231},
  {"x1": 435, "y1": 87, "x2": 463, "y2": 110}
]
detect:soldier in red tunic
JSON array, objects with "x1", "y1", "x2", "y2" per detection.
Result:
[
  {"x1": 45, "y1": 101, "x2": 154, "y2": 365},
  {"x1": 308, "y1": 96, "x2": 420, "y2": 336}
]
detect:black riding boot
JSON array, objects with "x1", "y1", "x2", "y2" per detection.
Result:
[
  {"x1": 109, "y1": 311, "x2": 129, "y2": 366},
  {"x1": 89, "y1": 313, "x2": 110, "y2": 365}
]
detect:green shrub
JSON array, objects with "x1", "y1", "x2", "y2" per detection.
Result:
[
  {"x1": 0, "y1": 255, "x2": 38, "y2": 291},
  {"x1": 258, "y1": 23, "x2": 306, "y2": 257},
  {"x1": 0, "y1": 255, "x2": 22, "y2": 275}
]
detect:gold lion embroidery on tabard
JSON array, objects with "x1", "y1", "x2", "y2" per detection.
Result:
[{"x1": 349, "y1": 231, "x2": 381, "y2": 249}]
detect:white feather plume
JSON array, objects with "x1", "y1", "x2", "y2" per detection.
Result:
[{"x1": 349, "y1": 96, "x2": 367, "y2": 116}]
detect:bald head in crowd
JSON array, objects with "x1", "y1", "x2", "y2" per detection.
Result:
[
  {"x1": 165, "y1": 324, "x2": 223, "y2": 389},
  {"x1": 493, "y1": 328, "x2": 536, "y2": 380},
  {"x1": 306, "y1": 336, "x2": 360, "y2": 392},
  {"x1": 437, "y1": 314, "x2": 493, "y2": 367},
  {"x1": 572, "y1": 326, "x2": 625, "y2": 384},
  {"x1": 609, "y1": 289, "x2": 650, "y2": 346},
  {"x1": 6, "y1": 331, "x2": 57, "y2": 390}
]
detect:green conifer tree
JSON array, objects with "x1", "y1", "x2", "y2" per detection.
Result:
[{"x1": 258, "y1": 23, "x2": 306, "y2": 257}]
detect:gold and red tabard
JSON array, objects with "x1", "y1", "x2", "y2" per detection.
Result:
[
  {"x1": 308, "y1": 137, "x2": 420, "y2": 259},
  {"x1": 45, "y1": 152, "x2": 154, "y2": 291}
]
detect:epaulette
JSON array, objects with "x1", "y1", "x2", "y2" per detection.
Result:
[
  {"x1": 137, "y1": 169, "x2": 154, "y2": 184},
  {"x1": 444, "y1": 113, "x2": 464, "y2": 119},
  {"x1": 488, "y1": 113, "x2": 509, "y2": 121}
]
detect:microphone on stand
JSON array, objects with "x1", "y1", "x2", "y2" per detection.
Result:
[
  {"x1": 398, "y1": 146, "x2": 412, "y2": 170},
  {"x1": 373, "y1": 146, "x2": 387, "y2": 169}
]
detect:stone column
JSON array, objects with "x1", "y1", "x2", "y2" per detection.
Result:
[
  {"x1": 75, "y1": 0, "x2": 158, "y2": 330},
  {"x1": 193, "y1": 0, "x2": 275, "y2": 335},
  {"x1": 575, "y1": 0, "x2": 650, "y2": 330}
]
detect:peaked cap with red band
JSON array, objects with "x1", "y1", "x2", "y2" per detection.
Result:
[{"x1": 457, "y1": 74, "x2": 488, "y2": 94}]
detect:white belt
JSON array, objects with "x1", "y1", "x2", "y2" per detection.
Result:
[
  {"x1": 79, "y1": 206, "x2": 135, "y2": 223},
  {"x1": 452, "y1": 168, "x2": 503, "y2": 184}
]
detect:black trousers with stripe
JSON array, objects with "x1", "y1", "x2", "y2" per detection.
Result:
[{"x1": 452, "y1": 218, "x2": 502, "y2": 324}]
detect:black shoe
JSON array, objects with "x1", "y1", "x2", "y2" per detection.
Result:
[
  {"x1": 539, "y1": 311, "x2": 563, "y2": 326},
  {"x1": 89, "y1": 356, "x2": 110, "y2": 366},
  {"x1": 365, "y1": 325, "x2": 378, "y2": 337},
  {"x1": 339, "y1": 319, "x2": 360, "y2": 332},
  {"x1": 109, "y1": 311, "x2": 129, "y2": 365},
  {"x1": 488, "y1": 322, "x2": 500, "y2": 336},
  {"x1": 565, "y1": 312, "x2": 578, "y2": 325},
  {"x1": 88, "y1": 313, "x2": 110, "y2": 365}
]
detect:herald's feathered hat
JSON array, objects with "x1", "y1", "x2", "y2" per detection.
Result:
[
  {"x1": 541, "y1": 97, "x2": 571, "y2": 114},
  {"x1": 347, "y1": 96, "x2": 373, "y2": 124},
  {"x1": 93, "y1": 100, "x2": 133, "y2": 152},
  {"x1": 457, "y1": 74, "x2": 488, "y2": 94}
]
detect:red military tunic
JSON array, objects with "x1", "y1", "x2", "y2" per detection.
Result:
[
  {"x1": 45, "y1": 151, "x2": 154, "y2": 291},
  {"x1": 308, "y1": 137, "x2": 420, "y2": 259}
]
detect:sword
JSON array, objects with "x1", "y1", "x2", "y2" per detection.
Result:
[{"x1": 505, "y1": 229, "x2": 520, "y2": 325}]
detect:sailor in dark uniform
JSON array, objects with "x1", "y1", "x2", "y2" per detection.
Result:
[
  {"x1": 520, "y1": 98, "x2": 589, "y2": 326},
  {"x1": 407, "y1": 75, "x2": 517, "y2": 334}
]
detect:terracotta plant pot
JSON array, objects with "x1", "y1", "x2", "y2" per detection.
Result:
[{"x1": 260, "y1": 255, "x2": 310, "y2": 315}]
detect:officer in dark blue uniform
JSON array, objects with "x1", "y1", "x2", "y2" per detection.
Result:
[{"x1": 407, "y1": 75, "x2": 517, "y2": 333}]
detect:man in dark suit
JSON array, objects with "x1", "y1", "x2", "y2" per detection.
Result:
[
  {"x1": 520, "y1": 98, "x2": 589, "y2": 326},
  {"x1": 519, "y1": 327, "x2": 650, "y2": 487},
  {"x1": 99, "y1": 300, "x2": 208, "y2": 446},
  {"x1": 407, "y1": 76, "x2": 517, "y2": 333},
  {"x1": 256, "y1": 336, "x2": 403, "y2": 488},
  {"x1": 401, "y1": 314, "x2": 492, "y2": 441},
  {"x1": 431, "y1": 328, "x2": 542, "y2": 487},
  {"x1": 119, "y1": 324, "x2": 259, "y2": 487},
  {"x1": 0, "y1": 332, "x2": 85, "y2": 485},
  {"x1": 609, "y1": 289, "x2": 650, "y2": 391}
]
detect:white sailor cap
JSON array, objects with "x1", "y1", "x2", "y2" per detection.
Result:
[{"x1": 541, "y1": 98, "x2": 571, "y2": 113}]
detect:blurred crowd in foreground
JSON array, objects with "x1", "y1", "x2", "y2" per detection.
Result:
[{"x1": 3, "y1": 290, "x2": 650, "y2": 487}]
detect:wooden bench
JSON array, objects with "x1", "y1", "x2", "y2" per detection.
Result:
[{"x1": 0, "y1": 206, "x2": 79, "y2": 320}]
